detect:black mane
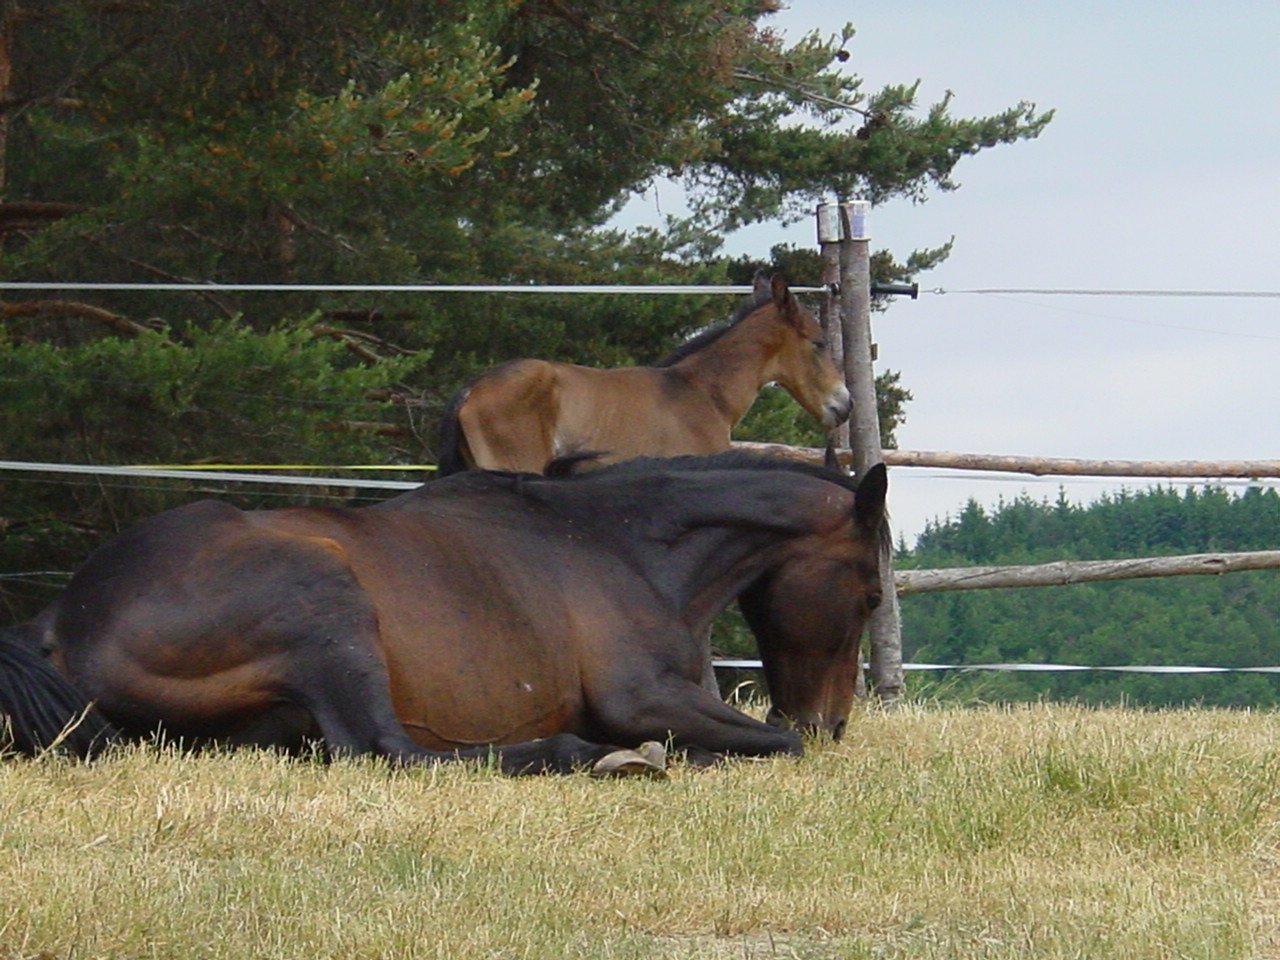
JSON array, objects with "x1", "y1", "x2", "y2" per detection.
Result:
[
  {"x1": 544, "y1": 449, "x2": 860, "y2": 493},
  {"x1": 546, "y1": 451, "x2": 891, "y2": 549},
  {"x1": 424, "y1": 451, "x2": 887, "y2": 548},
  {"x1": 653, "y1": 287, "x2": 772, "y2": 368}
]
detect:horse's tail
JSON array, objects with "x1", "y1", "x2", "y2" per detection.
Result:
[
  {"x1": 436, "y1": 385, "x2": 472, "y2": 477},
  {"x1": 0, "y1": 626, "x2": 119, "y2": 759}
]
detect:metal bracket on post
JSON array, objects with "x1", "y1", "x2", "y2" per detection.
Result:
[{"x1": 817, "y1": 203, "x2": 843, "y2": 244}]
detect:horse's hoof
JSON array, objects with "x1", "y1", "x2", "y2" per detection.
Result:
[
  {"x1": 635, "y1": 740, "x2": 667, "y2": 768},
  {"x1": 591, "y1": 744, "x2": 668, "y2": 779}
]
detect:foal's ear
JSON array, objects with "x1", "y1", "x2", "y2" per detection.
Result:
[
  {"x1": 853, "y1": 462, "x2": 888, "y2": 530},
  {"x1": 770, "y1": 273, "x2": 792, "y2": 309}
]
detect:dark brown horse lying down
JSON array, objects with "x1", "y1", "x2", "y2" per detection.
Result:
[{"x1": 0, "y1": 454, "x2": 886, "y2": 775}]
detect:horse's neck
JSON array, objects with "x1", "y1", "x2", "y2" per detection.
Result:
[
  {"x1": 671, "y1": 317, "x2": 778, "y2": 426},
  {"x1": 653, "y1": 524, "x2": 784, "y2": 628},
  {"x1": 617, "y1": 476, "x2": 830, "y2": 619}
]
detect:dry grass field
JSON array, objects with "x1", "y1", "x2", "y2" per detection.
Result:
[{"x1": 4, "y1": 702, "x2": 1280, "y2": 959}]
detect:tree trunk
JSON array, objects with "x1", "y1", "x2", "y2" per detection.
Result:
[
  {"x1": 835, "y1": 203, "x2": 903, "y2": 705},
  {"x1": 0, "y1": 4, "x2": 15, "y2": 199}
]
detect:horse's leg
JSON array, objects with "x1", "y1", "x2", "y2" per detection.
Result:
[
  {"x1": 289, "y1": 645, "x2": 640, "y2": 775},
  {"x1": 697, "y1": 630, "x2": 720, "y2": 696},
  {"x1": 235, "y1": 562, "x2": 651, "y2": 774},
  {"x1": 588, "y1": 673, "x2": 803, "y2": 758},
  {"x1": 223, "y1": 590, "x2": 656, "y2": 775}
]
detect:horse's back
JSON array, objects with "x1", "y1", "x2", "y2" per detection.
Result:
[
  {"x1": 457, "y1": 357, "x2": 727, "y2": 469},
  {"x1": 556, "y1": 364, "x2": 729, "y2": 459}
]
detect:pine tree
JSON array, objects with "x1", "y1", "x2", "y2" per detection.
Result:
[{"x1": 1, "y1": 1, "x2": 1052, "y2": 620}]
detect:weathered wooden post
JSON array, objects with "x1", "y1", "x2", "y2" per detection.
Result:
[
  {"x1": 817, "y1": 204, "x2": 850, "y2": 452},
  {"x1": 828, "y1": 200, "x2": 905, "y2": 704}
]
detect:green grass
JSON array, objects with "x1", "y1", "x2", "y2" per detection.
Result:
[{"x1": 3, "y1": 702, "x2": 1279, "y2": 959}]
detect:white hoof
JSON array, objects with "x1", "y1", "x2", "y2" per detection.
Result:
[{"x1": 591, "y1": 742, "x2": 668, "y2": 779}]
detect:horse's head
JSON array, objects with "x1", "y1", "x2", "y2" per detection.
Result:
[
  {"x1": 738, "y1": 462, "x2": 887, "y2": 740},
  {"x1": 750, "y1": 274, "x2": 852, "y2": 429}
]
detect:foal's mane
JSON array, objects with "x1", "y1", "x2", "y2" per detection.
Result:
[{"x1": 652, "y1": 287, "x2": 774, "y2": 368}]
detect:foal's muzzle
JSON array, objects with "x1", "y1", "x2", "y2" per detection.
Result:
[{"x1": 822, "y1": 385, "x2": 853, "y2": 427}]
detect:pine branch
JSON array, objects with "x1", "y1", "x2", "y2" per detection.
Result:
[
  {"x1": 731, "y1": 70, "x2": 872, "y2": 118},
  {"x1": 534, "y1": 0, "x2": 645, "y2": 54},
  {"x1": 0, "y1": 299, "x2": 168, "y2": 339},
  {"x1": 0, "y1": 201, "x2": 84, "y2": 230}
]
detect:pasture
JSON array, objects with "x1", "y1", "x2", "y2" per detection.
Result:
[{"x1": 3, "y1": 701, "x2": 1277, "y2": 960}]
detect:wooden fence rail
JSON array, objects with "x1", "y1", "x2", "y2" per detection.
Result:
[
  {"x1": 733, "y1": 442, "x2": 1280, "y2": 480},
  {"x1": 895, "y1": 550, "x2": 1280, "y2": 595}
]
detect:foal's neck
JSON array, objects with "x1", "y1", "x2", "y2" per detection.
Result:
[{"x1": 671, "y1": 313, "x2": 780, "y2": 426}]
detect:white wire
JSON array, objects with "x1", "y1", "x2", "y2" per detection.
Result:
[
  {"x1": 713, "y1": 660, "x2": 1280, "y2": 674},
  {"x1": 0, "y1": 282, "x2": 825, "y2": 295},
  {"x1": 0, "y1": 460, "x2": 418, "y2": 490},
  {"x1": 939, "y1": 288, "x2": 1280, "y2": 298}
]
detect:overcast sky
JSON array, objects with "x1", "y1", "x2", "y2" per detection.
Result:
[{"x1": 630, "y1": 2, "x2": 1280, "y2": 545}]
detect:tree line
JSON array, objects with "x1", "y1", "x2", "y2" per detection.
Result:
[{"x1": 895, "y1": 485, "x2": 1280, "y2": 707}]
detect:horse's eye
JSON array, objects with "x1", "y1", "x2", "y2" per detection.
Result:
[{"x1": 812, "y1": 338, "x2": 827, "y2": 350}]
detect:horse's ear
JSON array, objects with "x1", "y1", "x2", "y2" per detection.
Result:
[
  {"x1": 823, "y1": 440, "x2": 843, "y2": 473},
  {"x1": 770, "y1": 274, "x2": 791, "y2": 309},
  {"x1": 770, "y1": 274, "x2": 804, "y2": 328},
  {"x1": 853, "y1": 462, "x2": 888, "y2": 531},
  {"x1": 753, "y1": 270, "x2": 771, "y2": 301}
]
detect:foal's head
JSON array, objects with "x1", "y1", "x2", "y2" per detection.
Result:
[
  {"x1": 748, "y1": 274, "x2": 852, "y2": 429},
  {"x1": 738, "y1": 462, "x2": 888, "y2": 740}
]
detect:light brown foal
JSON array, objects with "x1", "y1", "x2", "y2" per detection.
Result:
[{"x1": 437, "y1": 274, "x2": 851, "y2": 474}]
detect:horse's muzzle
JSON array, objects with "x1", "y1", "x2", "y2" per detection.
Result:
[
  {"x1": 766, "y1": 706, "x2": 848, "y2": 742},
  {"x1": 822, "y1": 385, "x2": 853, "y2": 427}
]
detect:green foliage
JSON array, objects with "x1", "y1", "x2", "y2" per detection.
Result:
[
  {"x1": 0, "y1": 318, "x2": 430, "y2": 621},
  {"x1": 900, "y1": 486, "x2": 1280, "y2": 707}
]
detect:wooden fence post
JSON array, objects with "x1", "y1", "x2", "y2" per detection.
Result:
[
  {"x1": 817, "y1": 204, "x2": 850, "y2": 452},
  {"x1": 836, "y1": 201, "x2": 904, "y2": 705}
]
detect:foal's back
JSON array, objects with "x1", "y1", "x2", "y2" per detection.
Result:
[{"x1": 448, "y1": 357, "x2": 726, "y2": 473}]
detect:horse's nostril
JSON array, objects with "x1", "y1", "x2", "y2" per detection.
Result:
[{"x1": 830, "y1": 718, "x2": 847, "y2": 741}]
